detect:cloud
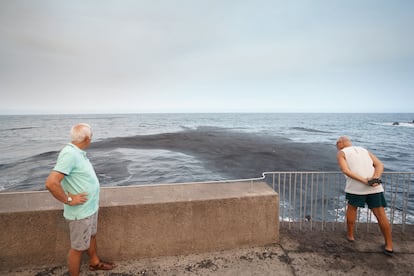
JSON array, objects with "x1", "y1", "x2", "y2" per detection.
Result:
[{"x1": 0, "y1": 1, "x2": 413, "y2": 114}]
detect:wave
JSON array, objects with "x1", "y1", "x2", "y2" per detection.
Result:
[
  {"x1": 290, "y1": 127, "x2": 333, "y2": 133},
  {"x1": 391, "y1": 122, "x2": 414, "y2": 128},
  {"x1": 1, "y1": 126, "x2": 41, "y2": 131},
  {"x1": 377, "y1": 122, "x2": 414, "y2": 128}
]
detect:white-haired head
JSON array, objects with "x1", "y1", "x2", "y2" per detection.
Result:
[
  {"x1": 70, "y1": 123, "x2": 92, "y2": 144},
  {"x1": 336, "y1": 136, "x2": 352, "y2": 150},
  {"x1": 336, "y1": 136, "x2": 350, "y2": 144}
]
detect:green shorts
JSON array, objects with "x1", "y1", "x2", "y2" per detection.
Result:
[{"x1": 346, "y1": 192, "x2": 387, "y2": 209}]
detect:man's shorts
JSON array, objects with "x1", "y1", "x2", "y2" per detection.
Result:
[
  {"x1": 346, "y1": 192, "x2": 388, "y2": 209},
  {"x1": 67, "y1": 211, "x2": 98, "y2": 251}
]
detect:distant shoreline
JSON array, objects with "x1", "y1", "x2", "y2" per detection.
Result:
[{"x1": 1, "y1": 112, "x2": 414, "y2": 116}]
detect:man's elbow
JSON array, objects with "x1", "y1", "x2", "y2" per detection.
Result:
[
  {"x1": 374, "y1": 161, "x2": 384, "y2": 171},
  {"x1": 45, "y1": 175, "x2": 58, "y2": 191},
  {"x1": 45, "y1": 179, "x2": 53, "y2": 191},
  {"x1": 341, "y1": 168, "x2": 352, "y2": 176}
]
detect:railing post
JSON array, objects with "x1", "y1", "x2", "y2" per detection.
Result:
[{"x1": 263, "y1": 171, "x2": 412, "y2": 233}]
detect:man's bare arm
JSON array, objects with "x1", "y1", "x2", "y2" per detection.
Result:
[{"x1": 45, "y1": 171, "x2": 88, "y2": 205}]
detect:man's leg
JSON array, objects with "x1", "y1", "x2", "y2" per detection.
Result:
[
  {"x1": 346, "y1": 204, "x2": 358, "y2": 241},
  {"x1": 68, "y1": 248, "x2": 83, "y2": 276},
  {"x1": 86, "y1": 212, "x2": 116, "y2": 271},
  {"x1": 87, "y1": 212, "x2": 100, "y2": 266},
  {"x1": 87, "y1": 235, "x2": 100, "y2": 266},
  {"x1": 87, "y1": 234, "x2": 116, "y2": 270},
  {"x1": 371, "y1": 207, "x2": 393, "y2": 251},
  {"x1": 68, "y1": 216, "x2": 92, "y2": 276}
]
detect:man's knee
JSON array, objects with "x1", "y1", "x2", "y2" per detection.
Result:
[
  {"x1": 68, "y1": 247, "x2": 84, "y2": 257},
  {"x1": 347, "y1": 205, "x2": 358, "y2": 214},
  {"x1": 371, "y1": 207, "x2": 386, "y2": 217}
]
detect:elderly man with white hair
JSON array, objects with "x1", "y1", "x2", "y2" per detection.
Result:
[
  {"x1": 336, "y1": 136, "x2": 393, "y2": 256},
  {"x1": 46, "y1": 123, "x2": 115, "y2": 275}
]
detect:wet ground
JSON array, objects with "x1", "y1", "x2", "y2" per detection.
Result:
[{"x1": 3, "y1": 224, "x2": 413, "y2": 276}]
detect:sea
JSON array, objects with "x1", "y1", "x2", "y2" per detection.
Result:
[
  {"x1": 1, "y1": 113, "x2": 413, "y2": 193},
  {"x1": 1, "y1": 113, "x2": 413, "y2": 224}
]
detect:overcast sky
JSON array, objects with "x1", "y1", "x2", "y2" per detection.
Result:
[{"x1": 0, "y1": 0, "x2": 413, "y2": 114}]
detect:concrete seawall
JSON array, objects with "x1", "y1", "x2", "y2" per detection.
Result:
[{"x1": 0, "y1": 181, "x2": 279, "y2": 270}]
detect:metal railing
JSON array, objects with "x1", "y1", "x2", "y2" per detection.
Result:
[{"x1": 262, "y1": 171, "x2": 413, "y2": 233}]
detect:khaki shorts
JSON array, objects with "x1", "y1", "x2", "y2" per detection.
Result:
[{"x1": 67, "y1": 211, "x2": 98, "y2": 251}]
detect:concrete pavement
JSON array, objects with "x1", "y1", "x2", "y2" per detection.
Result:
[{"x1": 2, "y1": 224, "x2": 413, "y2": 276}]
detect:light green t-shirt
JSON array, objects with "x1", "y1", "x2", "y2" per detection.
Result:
[{"x1": 54, "y1": 143, "x2": 100, "y2": 220}]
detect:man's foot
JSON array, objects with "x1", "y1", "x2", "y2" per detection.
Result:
[
  {"x1": 89, "y1": 260, "x2": 116, "y2": 271},
  {"x1": 346, "y1": 235, "x2": 355, "y2": 242},
  {"x1": 382, "y1": 245, "x2": 394, "y2": 257},
  {"x1": 383, "y1": 248, "x2": 394, "y2": 257}
]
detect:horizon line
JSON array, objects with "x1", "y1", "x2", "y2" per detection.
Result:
[{"x1": 1, "y1": 111, "x2": 414, "y2": 116}]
